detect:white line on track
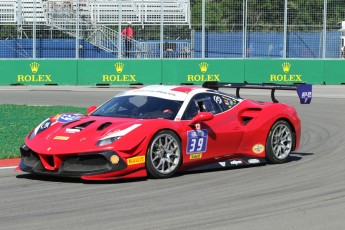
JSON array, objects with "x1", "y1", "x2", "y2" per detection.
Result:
[{"x1": 0, "y1": 166, "x2": 17, "y2": 170}]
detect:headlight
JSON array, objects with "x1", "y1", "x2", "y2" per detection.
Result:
[
  {"x1": 96, "y1": 136, "x2": 121, "y2": 146},
  {"x1": 29, "y1": 118, "x2": 52, "y2": 140}
]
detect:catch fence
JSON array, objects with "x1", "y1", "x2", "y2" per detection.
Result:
[{"x1": 0, "y1": 0, "x2": 344, "y2": 59}]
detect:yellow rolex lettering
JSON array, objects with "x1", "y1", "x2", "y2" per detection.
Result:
[
  {"x1": 129, "y1": 75, "x2": 136, "y2": 81},
  {"x1": 295, "y1": 75, "x2": 302, "y2": 81},
  {"x1": 25, "y1": 75, "x2": 34, "y2": 82},
  {"x1": 270, "y1": 74, "x2": 302, "y2": 82},
  {"x1": 213, "y1": 74, "x2": 220, "y2": 81},
  {"x1": 188, "y1": 74, "x2": 221, "y2": 82},
  {"x1": 102, "y1": 74, "x2": 136, "y2": 82},
  {"x1": 206, "y1": 75, "x2": 213, "y2": 81},
  {"x1": 286, "y1": 75, "x2": 293, "y2": 81},
  {"x1": 109, "y1": 75, "x2": 120, "y2": 81},
  {"x1": 17, "y1": 75, "x2": 25, "y2": 82},
  {"x1": 194, "y1": 75, "x2": 201, "y2": 81},
  {"x1": 271, "y1": 62, "x2": 302, "y2": 82},
  {"x1": 37, "y1": 75, "x2": 44, "y2": 81},
  {"x1": 18, "y1": 74, "x2": 52, "y2": 82},
  {"x1": 187, "y1": 75, "x2": 202, "y2": 81},
  {"x1": 102, "y1": 75, "x2": 110, "y2": 81},
  {"x1": 122, "y1": 75, "x2": 128, "y2": 81},
  {"x1": 270, "y1": 74, "x2": 277, "y2": 81},
  {"x1": 45, "y1": 75, "x2": 52, "y2": 81}
]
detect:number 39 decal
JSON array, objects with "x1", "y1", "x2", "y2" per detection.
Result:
[{"x1": 186, "y1": 130, "x2": 208, "y2": 154}]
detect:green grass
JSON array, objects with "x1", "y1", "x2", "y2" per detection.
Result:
[{"x1": 0, "y1": 104, "x2": 86, "y2": 159}]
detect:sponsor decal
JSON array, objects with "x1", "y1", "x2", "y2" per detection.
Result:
[
  {"x1": 218, "y1": 162, "x2": 226, "y2": 167},
  {"x1": 110, "y1": 155, "x2": 120, "y2": 164},
  {"x1": 102, "y1": 62, "x2": 137, "y2": 82},
  {"x1": 248, "y1": 159, "x2": 261, "y2": 164},
  {"x1": 53, "y1": 136, "x2": 70, "y2": 140},
  {"x1": 222, "y1": 96, "x2": 239, "y2": 109},
  {"x1": 34, "y1": 118, "x2": 52, "y2": 135},
  {"x1": 17, "y1": 62, "x2": 53, "y2": 83},
  {"x1": 252, "y1": 144, "x2": 265, "y2": 154},
  {"x1": 297, "y1": 84, "x2": 312, "y2": 104},
  {"x1": 190, "y1": 153, "x2": 202, "y2": 160},
  {"x1": 114, "y1": 62, "x2": 124, "y2": 73},
  {"x1": 213, "y1": 96, "x2": 222, "y2": 104},
  {"x1": 187, "y1": 62, "x2": 221, "y2": 82},
  {"x1": 52, "y1": 114, "x2": 60, "y2": 120},
  {"x1": 186, "y1": 130, "x2": 208, "y2": 154},
  {"x1": 57, "y1": 114, "x2": 83, "y2": 123},
  {"x1": 230, "y1": 160, "x2": 242, "y2": 166},
  {"x1": 65, "y1": 128, "x2": 81, "y2": 133},
  {"x1": 270, "y1": 62, "x2": 303, "y2": 83},
  {"x1": 127, "y1": 156, "x2": 145, "y2": 165}
]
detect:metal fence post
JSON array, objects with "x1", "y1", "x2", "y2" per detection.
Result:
[
  {"x1": 201, "y1": 0, "x2": 205, "y2": 59},
  {"x1": 283, "y1": 0, "x2": 287, "y2": 59},
  {"x1": 76, "y1": 0, "x2": 80, "y2": 59},
  {"x1": 322, "y1": 0, "x2": 327, "y2": 59},
  {"x1": 33, "y1": 0, "x2": 37, "y2": 58},
  {"x1": 118, "y1": 0, "x2": 123, "y2": 59}
]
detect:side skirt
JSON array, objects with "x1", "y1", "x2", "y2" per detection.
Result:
[{"x1": 183, "y1": 157, "x2": 267, "y2": 172}]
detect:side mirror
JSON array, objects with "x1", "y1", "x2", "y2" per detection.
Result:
[
  {"x1": 87, "y1": 105, "x2": 97, "y2": 114},
  {"x1": 189, "y1": 112, "x2": 214, "y2": 125}
]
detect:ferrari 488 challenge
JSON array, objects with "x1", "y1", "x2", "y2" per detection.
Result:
[{"x1": 19, "y1": 82, "x2": 312, "y2": 180}]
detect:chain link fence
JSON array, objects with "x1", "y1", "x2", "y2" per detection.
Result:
[{"x1": 0, "y1": 0, "x2": 344, "y2": 59}]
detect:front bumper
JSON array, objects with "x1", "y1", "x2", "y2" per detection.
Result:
[{"x1": 19, "y1": 144, "x2": 127, "y2": 178}]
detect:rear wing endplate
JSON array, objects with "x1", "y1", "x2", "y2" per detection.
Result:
[{"x1": 202, "y1": 81, "x2": 312, "y2": 104}]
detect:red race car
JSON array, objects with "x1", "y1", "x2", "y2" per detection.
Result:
[{"x1": 19, "y1": 82, "x2": 312, "y2": 180}]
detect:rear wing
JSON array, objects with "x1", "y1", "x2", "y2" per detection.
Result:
[{"x1": 202, "y1": 81, "x2": 312, "y2": 104}]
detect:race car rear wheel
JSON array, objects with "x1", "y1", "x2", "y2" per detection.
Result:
[
  {"x1": 266, "y1": 120, "x2": 294, "y2": 164},
  {"x1": 146, "y1": 130, "x2": 182, "y2": 179}
]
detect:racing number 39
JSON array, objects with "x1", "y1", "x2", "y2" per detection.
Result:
[{"x1": 187, "y1": 130, "x2": 208, "y2": 154}]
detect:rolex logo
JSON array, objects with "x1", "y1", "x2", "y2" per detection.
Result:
[
  {"x1": 199, "y1": 62, "x2": 208, "y2": 73},
  {"x1": 30, "y1": 62, "x2": 40, "y2": 73},
  {"x1": 282, "y1": 62, "x2": 291, "y2": 73},
  {"x1": 114, "y1": 62, "x2": 124, "y2": 73}
]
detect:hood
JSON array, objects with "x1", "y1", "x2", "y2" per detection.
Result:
[{"x1": 26, "y1": 114, "x2": 147, "y2": 155}]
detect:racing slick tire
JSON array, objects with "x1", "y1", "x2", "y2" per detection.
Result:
[
  {"x1": 266, "y1": 120, "x2": 294, "y2": 164},
  {"x1": 146, "y1": 130, "x2": 182, "y2": 179}
]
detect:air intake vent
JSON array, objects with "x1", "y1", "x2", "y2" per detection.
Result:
[
  {"x1": 97, "y1": 122, "x2": 112, "y2": 131},
  {"x1": 240, "y1": 108, "x2": 262, "y2": 126},
  {"x1": 72, "y1": 121, "x2": 95, "y2": 131}
]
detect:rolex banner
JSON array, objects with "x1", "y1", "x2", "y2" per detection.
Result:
[
  {"x1": 161, "y1": 60, "x2": 244, "y2": 85},
  {"x1": 245, "y1": 60, "x2": 325, "y2": 84},
  {"x1": 0, "y1": 60, "x2": 78, "y2": 85},
  {"x1": 77, "y1": 60, "x2": 162, "y2": 85}
]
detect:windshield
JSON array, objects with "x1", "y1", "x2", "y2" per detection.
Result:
[{"x1": 91, "y1": 95, "x2": 183, "y2": 120}]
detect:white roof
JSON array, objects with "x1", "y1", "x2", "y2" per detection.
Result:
[{"x1": 118, "y1": 85, "x2": 204, "y2": 101}]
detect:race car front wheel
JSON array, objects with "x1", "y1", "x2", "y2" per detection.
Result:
[
  {"x1": 266, "y1": 120, "x2": 294, "y2": 164},
  {"x1": 146, "y1": 130, "x2": 182, "y2": 179}
]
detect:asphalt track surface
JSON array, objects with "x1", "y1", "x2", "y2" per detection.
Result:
[{"x1": 1, "y1": 85, "x2": 345, "y2": 230}]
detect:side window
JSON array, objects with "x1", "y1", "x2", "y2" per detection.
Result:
[
  {"x1": 221, "y1": 95, "x2": 240, "y2": 111},
  {"x1": 182, "y1": 99, "x2": 200, "y2": 120},
  {"x1": 182, "y1": 93, "x2": 225, "y2": 120}
]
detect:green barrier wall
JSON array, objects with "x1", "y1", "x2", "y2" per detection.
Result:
[
  {"x1": 77, "y1": 60, "x2": 162, "y2": 85},
  {"x1": 0, "y1": 59, "x2": 344, "y2": 86},
  {"x1": 245, "y1": 60, "x2": 325, "y2": 84},
  {"x1": 324, "y1": 60, "x2": 345, "y2": 84},
  {"x1": 0, "y1": 60, "x2": 78, "y2": 85},
  {"x1": 161, "y1": 60, "x2": 244, "y2": 85}
]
